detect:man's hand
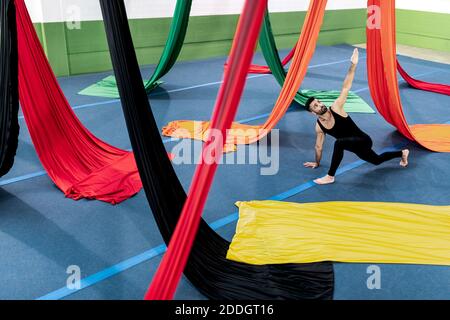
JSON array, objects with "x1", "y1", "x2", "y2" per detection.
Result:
[
  {"x1": 303, "y1": 162, "x2": 319, "y2": 169},
  {"x1": 334, "y1": 48, "x2": 358, "y2": 111},
  {"x1": 351, "y1": 48, "x2": 359, "y2": 65}
]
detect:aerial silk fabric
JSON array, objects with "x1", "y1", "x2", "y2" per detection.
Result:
[
  {"x1": 227, "y1": 200, "x2": 450, "y2": 266},
  {"x1": 79, "y1": 0, "x2": 192, "y2": 98},
  {"x1": 295, "y1": 90, "x2": 374, "y2": 114},
  {"x1": 0, "y1": 0, "x2": 19, "y2": 178},
  {"x1": 248, "y1": 45, "x2": 294, "y2": 74},
  {"x1": 163, "y1": 0, "x2": 328, "y2": 150},
  {"x1": 367, "y1": 0, "x2": 450, "y2": 152},
  {"x1": 252, "y1": 43, "x2": 450, "y2": 98},
  {"x1": 15, "y1": 0, "x2": 142, "y2": 204},
  {"x1": 224, "y1": 11, "x2": 295, "y2": 75},
  {"x1": 249, "y1": 11, "x2": 449, "y2": 106},
  {"x1": 162, "y1": 120, "x2": 261, "y2": 153},
  {"x1": 397, "y1": 62, "x2": 450, "y2": 96},
  {"x1": 101, "y1": 0, "x2": 334, "y2": 301},
  {"x1": 235, "y1": 11, "x2": 374, "y2": 114}
]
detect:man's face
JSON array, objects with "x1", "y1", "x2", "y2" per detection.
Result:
[{"x1": 309, "y1": 99, "x2": 328, "y2": 116}]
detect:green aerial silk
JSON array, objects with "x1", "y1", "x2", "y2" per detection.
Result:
[
  {"x1": 78, "y1": 0, "x2": 192, "y2": 98},
  {"x1": 260, "y1": 11, "x2": 374, "y2": 114}
]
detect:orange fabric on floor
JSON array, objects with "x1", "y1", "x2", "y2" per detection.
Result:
[
  {"x1": 367, "y1": 0, "x2": 450, "y2": 152},
  {"x1": 162, "y1": 0, "x2": 328, "y2": 149},
  {"x1": 162, "y1": 120, "x2": 263, "y2": 152}
]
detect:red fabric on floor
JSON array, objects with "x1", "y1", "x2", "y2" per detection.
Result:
[
  {"x1": 397, "y1": 62, "x2": 450, "y2": 96},
  {"x1": 225, "y1": 44, "x2": 296, "y2": 74},
  {"x1": 16, "y1": 0, "x2": 142, "y2": 204},
  {"x1": 248, "y1": 45, "x2": 295, "y2": 74}
]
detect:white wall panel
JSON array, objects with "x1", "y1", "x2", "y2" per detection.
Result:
[
  {"x1": 397, "y1": 0, "x2": 450, "y2": 14},
  {"x1": 25, "y1": 0, "x2": 369, "y2": 23}
]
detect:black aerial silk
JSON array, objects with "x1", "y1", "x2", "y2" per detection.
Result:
[
  {"x1": 0, "y1": 0, "x2": 19, "y2": 178},
  {"x1": 100, "y1": 0, "x2": 334, "y2": 299}
]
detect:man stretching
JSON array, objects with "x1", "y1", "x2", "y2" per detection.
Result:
[{"x1": 303, "y1": 48, "x2": 409, "y2": 185}]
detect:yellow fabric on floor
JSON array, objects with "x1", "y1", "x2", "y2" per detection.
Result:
[{"x1": 227, "y1": 201, "x2": 450, "y2": 266}]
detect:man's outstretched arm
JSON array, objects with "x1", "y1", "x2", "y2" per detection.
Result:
[
  {"x1": 332, "y1": 48, "x2": 359, "y2": 112},
  {"x1": 304, "y1": 123, "x2": 326, "y2": 168}
]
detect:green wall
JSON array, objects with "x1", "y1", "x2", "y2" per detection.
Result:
[
  {"x1": 35, "y1": 8, "x2": 450, "y2": 77},
  {"x1": 397, "y1": 9, "x2": 450, "y2": 53},
  {"x1": 34, "y1": 9, "x2": 367, "y2": 77}
]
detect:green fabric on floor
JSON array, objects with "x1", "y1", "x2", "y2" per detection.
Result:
[
  {"x1": 298, "y1": 89, "x2": 375, "y2": 113},
  {"x1": 78, "y1": 75, "x2": 161, "y2": 98},
  {"x1": 78, "y1": 0, "x2": 191, "y2": 98}
]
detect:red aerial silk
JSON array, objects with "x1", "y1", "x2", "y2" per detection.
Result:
[
  {"x1": 15, "y1": 0, "x2": 143, "y2": 204},
  {"x1": 224, "y1": 43, "x2": 296, "y2": 74},
  {"x1": 397, "y1": 62, "x2": 450, "y2": 96},
  {"x1": 367, "y1": 0, "x2": 450, "y2": 152},
  {"x1": 145, "y1": 0, "x2": 268, "y2": 300}
]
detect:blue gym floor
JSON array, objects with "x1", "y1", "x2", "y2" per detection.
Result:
[{"x1": 0, "y1": 44, "x2": 449, "y2": 300}]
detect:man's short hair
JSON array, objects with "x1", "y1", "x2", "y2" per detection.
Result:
[{"x1": 305, "y1": 96, "x2": 316, "y2": 111}]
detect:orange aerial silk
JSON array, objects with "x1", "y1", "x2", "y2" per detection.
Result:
[
  {"x1": 162, "y1": 0, "x2": 328, "y2": 148},
  {"x1": 367, "y1": 0, "x2": 450, "y2": 152}
]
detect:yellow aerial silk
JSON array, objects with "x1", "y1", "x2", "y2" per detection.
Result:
[{"x1": 227, "y1": 201, "x2": 450, "y2": 266}]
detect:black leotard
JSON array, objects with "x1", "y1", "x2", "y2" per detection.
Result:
[
  {"x1": 316, "y1": 108, "x2": 402, "y2": 176},
  {"x1": 316, "y1": 108, "x2": 367, "y2": 139}
]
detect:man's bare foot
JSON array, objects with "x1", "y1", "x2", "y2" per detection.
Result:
[
  {"x1": 314, "y1": 175, "x2": 335, "y2": 185},
  {"x1": 400, "y1": 149, "x2": 409, "y2": 167}
]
